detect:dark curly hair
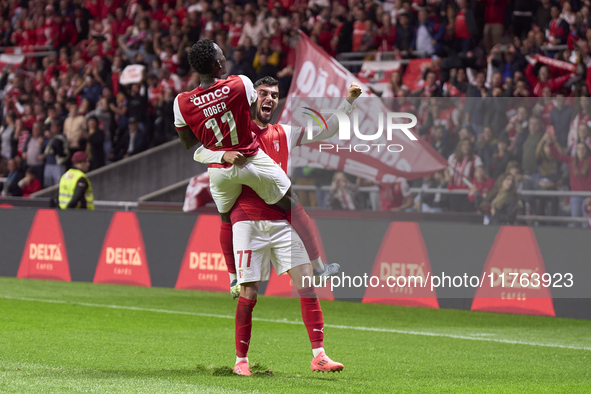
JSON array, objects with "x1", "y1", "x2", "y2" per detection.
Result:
[
  {"x1": 254, "y1": 76, "x2": 279, "y2": 88},
  {"x1": 188, "y1": 39, "x2": 217, "y2": 75}
]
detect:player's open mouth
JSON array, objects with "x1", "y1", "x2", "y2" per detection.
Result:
[{"x1": 261, "y1": 103, "x2": 273, "y2": 116}]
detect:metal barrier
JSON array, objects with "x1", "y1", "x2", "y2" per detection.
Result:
[
  {"x1": 94, "y1": 200, "x2": 138, "y2": 211},
  {"x1": 0, "y1": 45, "x2": 53, "y2": 53},
  {"x1": 296, "y1": 184, "x2": 591, "y2": 198},
  {"x1": 31, "y1": 139, "x2": 206, "y2": 201},
  {"x1": 2, "y1": 184, "x2": 588, "y2": 224},
  {"x1": 539, "y1": 45, "x2": 569, "y2": 51},
  {"x1": 336, "y1": 52, "x2": 414, "y2": 68},
  {"x1": 335, "y1": 45, "x2": 568, "y2": 69},
  {"x1": 291, "y1": 184, "x2": 591, "y2": 224},
  {"x1": 20, "y1": 51, "x2": 57, "y2": 58}
]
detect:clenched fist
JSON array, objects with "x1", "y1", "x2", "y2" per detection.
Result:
[
  {"x1": 346, "y1": 82, "x2": 363, "y2": 103},
  {"x1": 222, "y1": 151, "x2": 247, "y2": 166}
]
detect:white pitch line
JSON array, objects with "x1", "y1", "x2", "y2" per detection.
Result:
[{"x1": 2, "y1": 295, "x2": 590, "y2": 352}]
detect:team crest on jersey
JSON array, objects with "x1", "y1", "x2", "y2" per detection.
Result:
[{"x1": 273, "y1": 140, "x2": 280, "y2": 151}]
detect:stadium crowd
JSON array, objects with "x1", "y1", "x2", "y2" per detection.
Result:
[{"x1": 0, "y1": 0, "x2": 590, "y2": 224}]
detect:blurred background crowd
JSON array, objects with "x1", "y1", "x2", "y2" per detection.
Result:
[{"x1": 0, "y1": 0, "x2": 590, "y2": 225}]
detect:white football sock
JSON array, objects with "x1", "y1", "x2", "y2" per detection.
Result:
[
  {"x1": 236, "y1": 356, "x2": 248, "y2": 364},
  {"x1": 229, "y1": 272, "x2": 237, "y2": 282},
  {"x1": 312, "y1": 347, "x2": 324, "y2": 358},
  {"x1": 311, "y1": 257, "x2": 324, "y2": 272}
]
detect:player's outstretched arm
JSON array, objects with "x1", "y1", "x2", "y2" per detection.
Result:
[{"x1": 295, "y1": 82, "x2": 362, "y2": 147}]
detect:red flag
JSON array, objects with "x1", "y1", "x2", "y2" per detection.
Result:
[
  {"x1": 183, "y1": 172, "x2": 214, "y2": 213},
  {"x1": 402, "y1": 58, "x2": 433, "y2": 91},
  {"x1": 278, "y1": 32, "x2": 446, "y2": 181}
]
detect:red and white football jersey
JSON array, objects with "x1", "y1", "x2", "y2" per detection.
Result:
[
  {"x1": 174, "y1": 75, "x2": 259, "y2": 157},
  {"x1": 230, "y1": 120, "x2": 304, "y2": 224}
]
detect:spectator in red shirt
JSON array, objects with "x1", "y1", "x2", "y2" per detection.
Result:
[
  {"x1": 447, "y1": 138, "x2": 483, "y2": 212},
  {"x1": 379, "y1": 178, "x2": 413, "y2": 211},
  {"x1": 468, "y1": 165, "x2": 495, "y2": 206},
  {"x1": 377, "y1": 13, "x2": 396, "y2": 52},
  {"x1": 525, "y1": 61, "x2": 574, "y2": 97},
  {"x1": 481, "y1": 0, "x2": 509, "y2": 51},
  {"x1": 454, "y1": 0, "x2": 476, "y2": 54},
  {"x1": 228, "y1": 13, "x2": 244, "y2": 48},
  {"x1": 17, "y1": 168, "x2": 42, "y2": 197},
  {"x1": 548, "y1": 133, "x2": 591, "y2": 222},
  {"x1": 352, "y1": 8, "x2": 367, "y2": 52},
  {"x1": 111, "y1": 7, "x2": 132, "y2": 37}
]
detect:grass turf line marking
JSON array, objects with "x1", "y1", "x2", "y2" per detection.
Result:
[{"x1": 2, "y1": 295, "x2": 590, "y2": 352}]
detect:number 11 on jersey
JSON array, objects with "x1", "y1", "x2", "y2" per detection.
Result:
[{"x1": 205, "y1": 110, "x2": 239, "y2": 147}]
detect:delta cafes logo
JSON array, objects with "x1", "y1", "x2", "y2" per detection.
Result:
[
  {"x1": 188, "y1": 252, "x2": 227, "y2": 272},
  {"x1": 26, "y1": 242, "x2": 64, "y2": 273},
  {"x1": 176, "y1": 215, "x2": 230, "y2": 292},
  {"x1": 105, "y1": 247, "x2": 142, "y2": 266},
  {"x1": 471, "y1": 226, "x2": 555, "y2": 316},
  {"x1": 17, "y1": 209, "x2": 71, "y2": 281},
  {"x1": 363, "y1": 222, "x2": 438, "y2": 309},
  {"x1": 29, "y1": 243, "x2": 64, "y2": 262},
  {"x1": 93, "y1": 212, "x2": 151, "y2": 287}
]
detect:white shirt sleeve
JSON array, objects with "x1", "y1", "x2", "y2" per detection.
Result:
[
  {"x1": 298, "y1": 99, "x2": 356, "y2": 145},
  {"x1": 278, "y1": 124, "x2": 295, "y2": 150},
  {"x1": 238, "y1": 75, "x2": 257, "y2": 105},
  {"x1": 173, "y1": 95, "x2": 188, "y2": 129},
  {"x1": 193, "y1": 145, "x2": 226, "y2": 164}
]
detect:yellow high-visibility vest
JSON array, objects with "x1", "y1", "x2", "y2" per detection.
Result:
[{"x1": 58, "y1": 169, "x2": 94, "y2": 210}]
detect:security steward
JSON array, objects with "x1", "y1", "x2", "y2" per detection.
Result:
[{"x1": 59, "y1": 151, "x2": 94, "y2": 210}]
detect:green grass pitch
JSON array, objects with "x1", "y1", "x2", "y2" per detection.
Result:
[{"x1": 0, "y1": 277, "x2": 590, "y2": 393}]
